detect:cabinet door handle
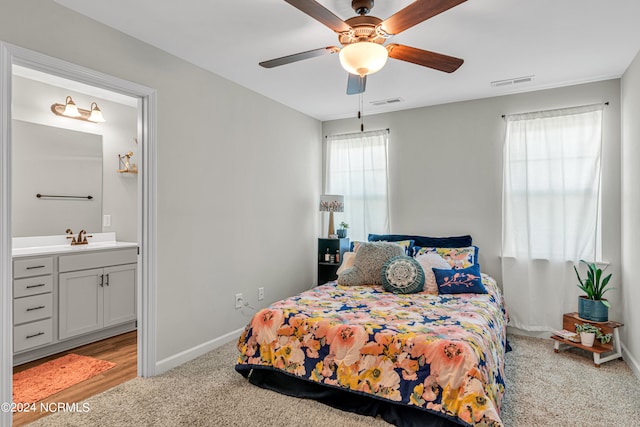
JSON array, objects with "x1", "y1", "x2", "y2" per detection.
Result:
[
  {"x1": 99, "y1": 274, "x2": 104, "y2": 287},
  {"x1": 26, "y1": 283, "x2": 46, "y2": 289},
  {"x1": 26, "y1": 265, "x2": 45, "y2": 270},
  {"x1": 26, "y1": 332, "x2": 45, "y2": 339},
  {"x1": 26, "y1": 305, "x2": 45, "y2": 312},
  {"x1": 105, "y1": 273, "x2": 109, "y2": 286}
]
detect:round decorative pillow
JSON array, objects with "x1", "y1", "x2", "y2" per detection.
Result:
[{"x1": 381, "y1": 255, "x2": 425, "y2": 294}]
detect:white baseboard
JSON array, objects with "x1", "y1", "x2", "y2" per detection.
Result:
[
  {"x1": 622, "y1": 342, "x2": 640, "y2": 381},
  {"x1": 155, "y1": 327, "x2": 245, "y2": 375}
]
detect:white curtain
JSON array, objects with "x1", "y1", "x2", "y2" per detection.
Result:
[
  {"x1": 325, "y1": 129, "x2": 390, "y2": 242},
  {"x1": 502, "y1": 104, "x2": 603, "y2": 332}
]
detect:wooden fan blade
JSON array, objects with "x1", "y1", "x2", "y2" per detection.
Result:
[
  {"x1": 381, "y1": 0, "x2": 467, "y2": 35},
  {"x1": 285, "y1": 0, "x2": 352, "y2": 33},
  {"x1": 346, "y1": 74, "x2": 367, "y2": 95},
  {"x1": 259, "y1": 47, "x2": 340, "y2": 68},
  {"x1": 387, "y1": 44, "x2": 463, "y2": 73}
]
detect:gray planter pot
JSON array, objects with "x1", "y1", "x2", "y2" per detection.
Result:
[
  {"x1": 578, "y1": 296, "x2": 608, "y2": 322},
  {"x1": 336, "y1": 229, "x2": 347, "y2": 238}
]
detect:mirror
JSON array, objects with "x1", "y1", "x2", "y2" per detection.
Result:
[{"x1": 11, "y1": 120, "x2": 103, "y2": 237}]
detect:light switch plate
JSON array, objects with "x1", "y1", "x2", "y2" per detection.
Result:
[{"x1": 103, "y1": 214, "x2": 112, "y2": 227}]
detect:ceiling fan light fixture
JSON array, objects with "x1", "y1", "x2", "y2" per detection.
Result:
[{"x1": 339, "y1": 42, "x2": 388, "y2": 77}]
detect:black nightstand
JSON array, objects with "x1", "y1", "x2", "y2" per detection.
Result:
[{"x1": 318, "y1": 238, "x2": 350, "y2": 285}]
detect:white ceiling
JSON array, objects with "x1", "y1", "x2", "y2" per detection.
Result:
[{"x1": 53, "y1": 0, "x2": 640, "y2": 121}]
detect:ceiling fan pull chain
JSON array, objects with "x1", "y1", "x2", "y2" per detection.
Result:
[{"x1": 360, "y1": 92, "x2": 365, "y2": 132}]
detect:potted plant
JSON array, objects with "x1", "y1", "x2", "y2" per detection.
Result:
[
  {"x1": 574, "y1": 260, "x2": 613, "y2": 322},
  {"x1": 337, "y1": 222, "x2": 349, "y2": 238},
  {"x1": 574, "y1": 322, "x2": 612, "y2": 348}
]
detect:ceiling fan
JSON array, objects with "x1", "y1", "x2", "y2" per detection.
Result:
[{"x1": 259, "y1": 0, "x2": 466, "y2": 95}]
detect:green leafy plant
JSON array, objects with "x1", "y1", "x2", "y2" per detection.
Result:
[
  {"x1": 574, "y1": 322, "x2": 612, "y2": 344},
  {"x1": 574, "y1": 260, "x2": 613, "y2": 308},
  {"x1": 339, "y1": 221, "x2": 349, "y2": 229}
]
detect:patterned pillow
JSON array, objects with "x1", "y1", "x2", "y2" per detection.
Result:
[
  {"x1": 415, "y1": 253, "x2": 452, "y2": 294},
  {"x1": 381, "y1": 256, "x2": 425, "y2": 294},
  {"x1": 337, "y1": 242, "x2": 405, "y2": 286},
  {"x1": 433, "y1": 263, "x2": 487, "y2": 294},
  {"x1": 414, "y1": 246, "x2": 478, "y2": 269}
]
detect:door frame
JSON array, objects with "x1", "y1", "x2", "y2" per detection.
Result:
[{"x1": 0, "y1": 42, "x2": 157, "y2": 425}]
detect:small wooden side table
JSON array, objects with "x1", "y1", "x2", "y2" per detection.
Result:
[{"x1": 551, "y1": 312, "x2": 623, "y2": 367}]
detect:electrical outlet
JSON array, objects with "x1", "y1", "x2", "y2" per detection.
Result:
[
  {"x1": 103, "y1": 214, "x2": 112, "y2": 227},
  {"x1": 258, "y1": 287, "x2": 264, "y2": 301},
  {"x1": 235, "y1": 293, "x2": 243, "y2": 309}
]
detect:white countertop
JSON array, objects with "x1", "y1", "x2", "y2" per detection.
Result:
[{"x1": 12, "y1": 232, "x2": 138, "y2": 258}]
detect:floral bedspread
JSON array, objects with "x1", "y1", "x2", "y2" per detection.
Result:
[{"x1": 236, "y1": 274, "x2": 507, "y2": 426}]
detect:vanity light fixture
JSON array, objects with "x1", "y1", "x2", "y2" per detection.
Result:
[
  {"x1": 88, "y1": 102, "x2": 106, "y2": 122},
  {"x1": 61, "y1": 95, "x2": 80, "y2": 117},
  {"x1": 51, "y1": 96, "x2": 106, "y2": 123}
]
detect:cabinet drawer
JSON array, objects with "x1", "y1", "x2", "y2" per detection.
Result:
[
  {"x1": 13, "y1": 257, "x2": 53, "y2": 278},
  {"x1": 13, "y1": 276, "x2": 53, "y2": 298},
  {"x1": 14, "y1": 318, "x2": 53, "y2": 353},
  {"x1": 59, "y1": 248, "x2": 137, "y2": 272},
  {"x1": 14, "y1": 293, "x2": 53, "y2": 325}
]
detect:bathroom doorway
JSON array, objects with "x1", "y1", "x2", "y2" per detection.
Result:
[
  {"x1": 0, "y1": 43, "x2": 157, "y2": 427},
  {"x1": 11, "y1": 66, "x2": 138, "y2": 426}
]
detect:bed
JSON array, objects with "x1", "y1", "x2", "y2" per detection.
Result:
[{"x1": 235, "y1": 268, "x2": 507, "y2": 427}]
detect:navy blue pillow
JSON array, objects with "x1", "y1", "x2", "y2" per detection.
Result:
[
  {"x1": 368, "y1": 234, "x2": 472, "y2": 249},
  {"x1": 433, "y1": 263, "x2": 487, "y2": 294}
]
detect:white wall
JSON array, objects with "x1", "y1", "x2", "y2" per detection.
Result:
[
  {"x1": 0, "y1": 0, "x2": 322, "y2": 362},
  {"x1": 12, "y1": 75, "x2": 138, "y2": 242},
  {"x1": 621, "y1": 50, "x2": 640, "y2": 376},
  {"x1": 323, "y1": 80, "x2": 622, "y2": 321}
]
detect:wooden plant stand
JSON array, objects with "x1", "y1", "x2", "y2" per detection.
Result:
[{"x1": 551, "y1": 312, "x2": 623, "y2": 367}]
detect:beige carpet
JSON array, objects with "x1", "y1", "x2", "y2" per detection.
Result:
[{"x1": 30, "y1": 334, "x2": 640, "y2": 427}]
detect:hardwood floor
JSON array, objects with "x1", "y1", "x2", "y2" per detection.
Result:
[{"x1": 13, "y1": 331, "x2": 137, "y2": 426}]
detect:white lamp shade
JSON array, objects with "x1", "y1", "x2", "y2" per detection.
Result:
[
  {"x1": 339, "y1": 42, "x2": 388, "y2": 77},
  {"x1": 89, "y1": 102, "x2": 106, "y2": 122},
  {"x1": 63, "y1": 96, "x2": 81, "y2": 117},
  {"x1": 319, "y1": 194, "x2": 344, "y2": 212}
]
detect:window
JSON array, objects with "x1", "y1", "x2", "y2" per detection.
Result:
[
  {"x1": 503, "y1": 104, "x2": 603, "y2": 261},
  {"x1": 501, "y1": 104, "x2": 604, "y2": 332},
  {"x1": 325, "y1": 129, "x2": 390, "y2": 242}
]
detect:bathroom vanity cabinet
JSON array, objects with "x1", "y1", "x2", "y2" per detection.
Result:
[
  {"x1": 12, "y1": 238, "x2": 138, "y2": 365},
  {"x1": 13, "y1": 256, "x2": 55, "y2": 353},
  {"x1": 58, "y1": 249, "x2": 137, "y2": 340}
]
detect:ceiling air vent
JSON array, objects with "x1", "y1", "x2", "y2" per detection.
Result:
[
  {"x1": 490, "y1": 75, "x2": 535, "y2": 88},
  {"x1": 370, "y1": 98, "x2": 403, "y2": 106}
]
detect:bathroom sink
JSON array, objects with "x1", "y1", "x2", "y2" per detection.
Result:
[{"x1": 12, "y1": 232, "x2": 137, "y2": 257}]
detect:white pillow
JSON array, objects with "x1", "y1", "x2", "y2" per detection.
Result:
[
  {"x1": 336, "y1": 252, "x2": 356, "y2": 275},
  {"x1": 416, "y1": 253, "x2": 452, "y2": 294}
]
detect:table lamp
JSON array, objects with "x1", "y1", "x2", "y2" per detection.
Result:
[{"x1": 319, "y1": 195, "x2": 344, "y2": 238}]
